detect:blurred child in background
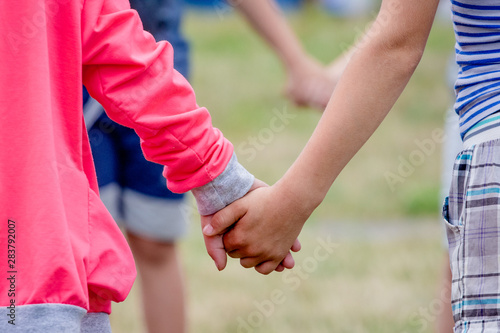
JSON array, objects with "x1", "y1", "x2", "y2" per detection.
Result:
[{"x1": 319, "y1": 0, "x2": 375, "y2": 17}]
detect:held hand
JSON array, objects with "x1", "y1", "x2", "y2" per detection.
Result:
[
  {"x1": 202, "y1": 209, "x2": 300, "y2": 271},
  {"x1": 203, "y1": 184, "x2": 312, "y2": 275},
  {"x1": 200, "y1": 179, "x2": 301, "y2": 272},
  {"x1": 200, "y1": 178, "x2": 268, "y2": 271},
  {"x1": 285, "y1": 57, "x2": 337, "y2": 111},
  {"x1": 200, "y1": 214, "x2": 227, "y2": 271}
]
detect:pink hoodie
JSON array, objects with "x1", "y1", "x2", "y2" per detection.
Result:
[{"x1": 0, "y1": 0, "x2": 252, "y2": 323}]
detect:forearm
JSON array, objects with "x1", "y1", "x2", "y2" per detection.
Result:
[
  {"x1": 277, "y1": 0, "x2": 439, "y2": 210},
  {"x1": 235, "y1": 0, "x2": 308, "y2": 70},
  {"x1": 81, "y1": 0, "x2": 244, "y2": 195},
  {"x1": 280, "y1": 45, "x2": 420, "y2": 206}
]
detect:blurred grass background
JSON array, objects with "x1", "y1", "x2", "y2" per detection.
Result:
[{"x1": 110, "y1": 3, "x2": 456, "y2": 332}]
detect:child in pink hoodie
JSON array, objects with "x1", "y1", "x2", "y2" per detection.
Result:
[{"x1": 0, "y1": 0, "x2": 258, "y2": 331}]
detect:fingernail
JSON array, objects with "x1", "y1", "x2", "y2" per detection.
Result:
[{"x1": 203, "y1": 224, "x2": 214, "y2": 236}]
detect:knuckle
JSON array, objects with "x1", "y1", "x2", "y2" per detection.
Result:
[
  {"x1": 230, "y1": 232, "x2": 245, "y2": 248},
  {"x1": 223, "y1": 233, "x2": 238, "y2": 250},
  {"x1": 256, "y1": 266, "x2": 272, "y2": 275},
  {"x1": 235, "y1": 246, "x2": 251, "y2": 258},
  {"x1": 227, "y1": 251, "x2": 239, "y2": 259},
  {"x1": 245, "y1": 244, "x2": 259, "y2": 257},
  {"x1": 212, "y1": 213, "x2": 225, "y2": 230}
]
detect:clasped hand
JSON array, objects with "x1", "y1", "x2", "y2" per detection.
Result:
[{"x1": 200, "y1": 179, "x2": 310, "y2": 275}]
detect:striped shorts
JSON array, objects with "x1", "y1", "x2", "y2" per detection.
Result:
[{"x1": 443, "y1": 112, "x2": 500, "y2": 332}]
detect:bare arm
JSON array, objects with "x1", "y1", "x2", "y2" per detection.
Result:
[
  {"x1": 234, "y1": 0, "x2": 306, "y2": 70},
  {"x1": 205, "y1": 0, "x2": 441, "y2": 274},
  {"x1": 279, "y1": 0, "x2": 440, "y2": 206}
]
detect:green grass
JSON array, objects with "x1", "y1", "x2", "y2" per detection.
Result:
[
  {"x1": 111, "y1": 220, "x2": 446, "y2": 333},
  {"x1": 110, "y1": 6, "x2": 455, "y2": 333}
]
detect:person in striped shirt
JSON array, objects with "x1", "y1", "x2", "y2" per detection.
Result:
[{"x1": 202, "y1": 0, "x2": 500, "y2": 331}]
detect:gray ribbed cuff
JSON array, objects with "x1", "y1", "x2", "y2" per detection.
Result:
[
  {"x1": 0, "y1": 304, "x2": 110, "y2": 333},
  {"x1": 191, "y1": 153, "x2": 254, "y2": 215}
]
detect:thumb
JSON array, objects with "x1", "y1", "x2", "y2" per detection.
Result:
[
  {"x1": 291, "y1": 238, "x2": 302, "y2": 252},
  {"x1": 202, "y1": 201, "x2": 247, "y2": 237}
]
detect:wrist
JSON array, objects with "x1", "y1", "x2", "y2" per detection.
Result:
[
  {"x1": 191, "y1": 153, "x2": 254, "y2": 215},
  {"x1": 282, "y1": 51, "x2": 315, "y2": 74},
  {"x1": 273, "y1": 177, "x2": 323, "y2": 219},
  {"x1": 285, "y1": 55, "x2": 324, "y2": 83}
]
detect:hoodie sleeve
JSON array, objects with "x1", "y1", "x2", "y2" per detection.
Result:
[{"x1": 80, "y1": 0, "x2": 253, "y2": 213}]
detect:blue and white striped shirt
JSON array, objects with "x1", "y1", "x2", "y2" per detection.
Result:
[{"x1": 452, "y1": 0, "x2": 500, "y2": 138}]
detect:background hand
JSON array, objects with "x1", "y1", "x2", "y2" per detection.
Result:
[{"x1": 285, "y1": 57, "x2": 337, "y2": 110}]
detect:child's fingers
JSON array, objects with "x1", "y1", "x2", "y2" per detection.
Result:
[
  {"x1": 222, "y1": 220, "x2": 253, "y2": 256},
  {"x1": 226, "y1": 240, "x2": 258, "y2": 259},
  {"x1": 275, "y1": 264, "x2": 285, "y2": 272},
  {"x1": 240, "y1": 256, "x2": 282, "y2": 271},
  {"x1": 201, "y1": 215, "x2": 227, "y2": 270},
  {"x1": 255, "y1": 260, "x2": 280, "y2": 275},
  {"x1": 281, "y1": 252, "x2": 295, "y2": 269},
  {"x1": 240, "y1": 256, "x2": 261, "y2": 269},
  {"x1": 203, "y1": 201, "x2": 247, "y2": 237},
  {"x1": 240, "y1": 254, "x2": 294, "y2": 272},
  {"x1": 203, "y1": 234, "x2": 227, "y2": 271},
  {"x1": 227, "y1": 248, "x2": 246, "y2": 259},
  {"x1": 223, "y1": 229, "x2": 247, "y2": 256},
  {"x1": 291, "y1": 239, "x2": 301, "y2": 252}
]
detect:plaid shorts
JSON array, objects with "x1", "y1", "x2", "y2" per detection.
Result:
[{"x1": 444, "y1": 137, "x2": 500, "y2": 332}]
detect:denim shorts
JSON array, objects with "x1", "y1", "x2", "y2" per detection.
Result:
[{"x1": 88, "y1": 113, "x2": 188, "y2": 242}]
